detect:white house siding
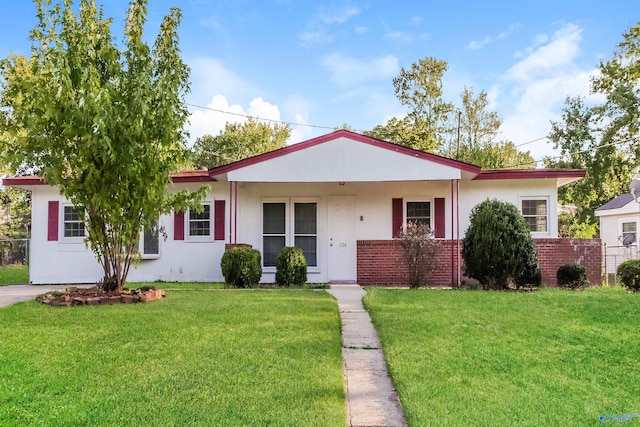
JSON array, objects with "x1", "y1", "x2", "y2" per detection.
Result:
[
  {"x1": 29, "y1": 182, "x2": 228, "y2": 284},
  {"x1": 231, "y1": 179, "x2": 560, "y2": 283},
  {"x1": 598, "y1": 212, "x2": 640, "y2": 275},
  {"x1": 459, "y1": 179, "x2": 559, "y2": 238}
]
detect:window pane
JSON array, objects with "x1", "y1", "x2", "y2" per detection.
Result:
[
  {"x1": 522, "y1": 200, "x2": 547, "y2": 232},
  {"x1": 295, "y1": 236, "x2": 317, "y2": 267},
  {"x1": 295, "y1": 203, "x2": 317, "y2": 234},
  {"x1": 263, "y1": 236, "x2": 285, "y2": 267},
  {"x1": 144, "y1": 222, "x2": 159, "y2": 255},
  {"x1": 64, "y1": 206, "x2": 80, "y2": 222},
  {"x1": 64, "y1": 222, "x2": 85, "y2": 237},
  {"x1": 406, "y1": 201, "x2": 431, "y2": 227},
  {"x1": 189, "y1": 205, "x2": 211, "y2": 237},
  {"x1": 189, "y1": 220, "x2": 210, "y2": 236},
  {"x1": 190, "y1": 204, "x2": 210, "y2": 220},
  {"x1": 263, "y1": 203, "x2": 286, "y2": 234},
  {"x1": 63, "y1": 206, "x2": 84, "y2": 237},
  {"x1": 623, "y1": 222, "x2": 636, "y2": 233}
]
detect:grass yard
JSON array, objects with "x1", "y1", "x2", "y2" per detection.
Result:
[
  {"x1": 364, "y1": 286, "x2": 640, "y2": 426},
  {"x1": 0, "y1": 264, "x2": 28, "y2": 285},
  {"x1": 0, "y1": 288, "x2": 345, "y2": 426}
]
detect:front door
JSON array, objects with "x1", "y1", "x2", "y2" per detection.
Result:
[{"x1": 328, "y1": 196, "x2": 356, "y2": 282}]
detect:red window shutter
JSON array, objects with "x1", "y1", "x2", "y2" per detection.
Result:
[
  {"x1": 174, "y1": 211, "x2": 185, "y2": 241},
  {"x1": 434, "y1": 198, "x2": 445, "y2": 238},
  {"x1": 47, "y1": 201, "x2": 59, "y2": 241},
  {"x1": 392, "y1": 198, "x2": 403, "y2": 238},
  {"x1": 214, "y1": 200, "x2": 225, "y2": 241}
]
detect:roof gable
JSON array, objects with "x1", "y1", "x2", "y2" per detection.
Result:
[
  {"x1": 209, "y1": 129, "x2": 481, "y2": 182},
  {"x1": 596, "y1": 193, "x2": 636, "y2": 215}
]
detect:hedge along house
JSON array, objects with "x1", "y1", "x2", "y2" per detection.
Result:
[{"x1": 5, "y1": 129, "x2": 600, "y2": 286}]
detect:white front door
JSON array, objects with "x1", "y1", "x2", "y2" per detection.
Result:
[{"x1": 328, "y1": 196, "x2": 356, "y2": 282}]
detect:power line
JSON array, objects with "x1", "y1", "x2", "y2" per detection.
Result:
[
  {"x1": 514, "y1": 136, "x2": 548, "y2": 148},
  {"x1": 187, "y1": 102, "x2": 362, "y2": 132},
  {"x1": 505, "y1": 135, "x2": 639, "y2": 168}
]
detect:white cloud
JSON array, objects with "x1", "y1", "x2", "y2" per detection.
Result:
[
  {"x1": 494, "y1": 23, "x2": 605, "y2": 161},
  {"x1": 410, "y1": 16, "x2": 423, "y2": 26},
  {"x1": 187, "y1": 95, "x2": 284, "y2": 143},
  {"x1": 317, "y1": 5, "x2": 361, "y2": 24},
  {"x1": 384, "y1": 32, "x2": 413, "y2": 43},
  {"x1": 298, "y1": 3, "x2": 362, "y2": 45},
  {"x1": 355, "y1": 25, "x2": 368, "y2": 34},
  {"x1": 187, "y1": 57, "x2": 256, "y2": 106},
  {"x1": 199, "y1": 14, "x2": 221, "y2": 30},
  {"x1": 507, "y1": 24, "x2": 582, "y2": 82},
  {"x1": 322, "y1": 52, "x2": 399, "y2": 86},
  {"x1": 467, "y1": 24, "x2": 516, "y2": 50}
]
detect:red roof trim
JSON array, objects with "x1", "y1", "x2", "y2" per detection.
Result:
[
  {"x1": 209, "y1": 129, "x2": 482, "y2": 177},
  {"x1": 473, "y1": 169, "x2": 586, "y2": 180},
  {"x1": 3, "y1": 171, "x2": 215, "y2": 187},
  {"x1": 2, "y1": 176, "x2": 46, "y2": 186}
]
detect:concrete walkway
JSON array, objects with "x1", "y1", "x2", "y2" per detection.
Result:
[
  {"x1": 0, "y1": 284, "x2": 78, "y2": 308},
  {"x1": 327, "y1": 284, "x2": 407, "y2": 427}
]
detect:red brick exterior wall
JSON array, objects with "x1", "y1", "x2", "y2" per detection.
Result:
[{"x1": 357, "y1": 238, "x2": 602, "y2": 287}]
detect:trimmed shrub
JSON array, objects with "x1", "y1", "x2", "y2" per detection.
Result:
[
  {"x1": 396, "y1": 222, "x2": 440, "y2": 288},
  {"x1": 275, "y1": 247, "x2": 307, "y2": 286},
  {"x1": 617, "y1": 259, "x2": 640, "y2": 292},
  {"x1": 462, "y1": 198, "x2": 540, "y2": 290},
  {"x1": 221, "y1": 247, "x2": 262, "y2": 288},
  {"x1": 557, "y1": 264, "x2": 589, "y2": 290}
]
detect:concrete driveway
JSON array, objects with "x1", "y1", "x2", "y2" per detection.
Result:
[{"x1": 0, "y1": 284, "x2": 73, "y2": 308}]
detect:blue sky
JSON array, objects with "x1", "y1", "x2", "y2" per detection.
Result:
[{"x1": 0, "y1": 1, "x2": 637, "y2": 162}]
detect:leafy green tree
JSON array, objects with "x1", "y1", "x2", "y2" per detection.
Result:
[
  {"x1": 0, "y1": 0, "x2": 206, "y2": 291},
  {"x1": 546, "y1": 22, "x2": 640, "y2": 236},
  {"x1": 462, "y1": 199, "x2": 540, "y2": 290},
  {"x1": 192, "y1": 117, "x2": 290, "y2": 168},
  {"x1": 442, "y1": 87, "x2": 535, "y2": 168},
  {"x1": 367, "y1": 57, "x2": 454, "y2": 152}
]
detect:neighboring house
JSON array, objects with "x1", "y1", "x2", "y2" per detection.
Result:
[
  {"x1": 595, "y1": 192, "x2": 640, "y2": 276},
  {"x1": 4, "y1": 130, "x2": 600, "y2": 286}
]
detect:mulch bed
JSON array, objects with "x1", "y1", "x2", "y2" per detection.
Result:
[{"x1": 37, "y1": 285, "x2": 165, "y2": 307}]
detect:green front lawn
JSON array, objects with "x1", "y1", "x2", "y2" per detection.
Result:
[
  {"x1": 0, "y1": 264, "x2": 28, "y2": 285},
  {"x1": 364, "y1": 287, "x2": 640, "y2": 426},
  {"x1": 0, "y1": 288, "x2": 345, "y2": 426}
]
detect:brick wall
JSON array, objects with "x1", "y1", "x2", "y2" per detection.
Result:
[{"x1": 357, "y1": 238, "x2": 602, "y2": 287}]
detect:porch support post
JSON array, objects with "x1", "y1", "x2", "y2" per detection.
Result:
[
  {"x1": 456, "y1": 179, "x2": 461, "y2": 287},
  {"x1": 451, "y1": 180, "x2": 455, "y2": 287},
  {"x1": 234, "y1": 181, "x2": 238, "y2": 244},
  {"x1": 228, "y1": 181, "x2": 233, "y2": 244}
]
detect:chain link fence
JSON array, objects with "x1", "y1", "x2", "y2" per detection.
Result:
[
  {"x1": 0, "y1": 238, "x2": 29, "y2": 266},
  {"x1": 604, "y1": 243, "x2": 639, "y2": 285}
]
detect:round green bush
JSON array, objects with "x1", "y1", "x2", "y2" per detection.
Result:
[
  {"x1": 462, "y1": 198, "x2": 540, "y2": 290},
  {"x1": 220, "y1": 247, "x2": 262, "y2": 288},
  {"x1": 617, "y1": 259, "x2": 640, "y2": 292},
  {"x1": 556, "y1": 264, "x2": 589, "y2": 290},
  {"x1": 275, "y1": 247, "x2": 307, "y2": 286}
]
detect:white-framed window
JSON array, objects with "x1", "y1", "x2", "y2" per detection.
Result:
[
  {"x1": 263, "y1": 201, "x2": 287, "y2": 267},
  {"x1": 294, "y1": 202, "x2": 317, "y2": 267},
  {"x1": 521, "y1": 198, "x2": 548, "y2": 233},
  {"x1": 188, "y1": 203, "x2": 212, "y2": 240},
  {"x1": 405, "y1": 200, "x2": 432, "y2": 228},
  {"x1": 62, "y1": 204, "x2": 85, "y2": 239},
  {"x1": 139, "y1": 220, "x2": 160, "y2": 258},
  {"x1": 621, "y1": 221, "x2": 637, "y2": 246},
  {"x1": 262, "y1": 199, "x2": 318, "y2": 268}
]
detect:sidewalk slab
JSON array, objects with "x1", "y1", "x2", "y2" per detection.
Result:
[{"x1": 328, "y1": 284, "x2": 407, "y2": 427}]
